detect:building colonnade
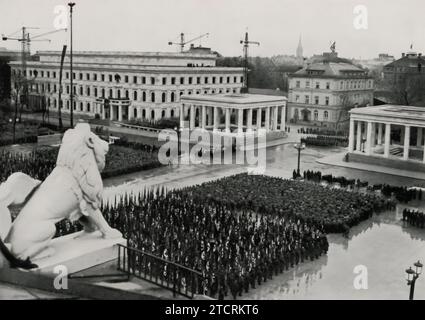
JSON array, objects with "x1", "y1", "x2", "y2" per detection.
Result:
[
  {"x1": 348, "y1": 118, "x2": 425, "y2": 162},
  {"x1": 180, "y1": 104, "x2": 286, "y2": 133}
]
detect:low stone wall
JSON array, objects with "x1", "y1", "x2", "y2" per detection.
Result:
[{"x1": 347, "y1": 152, "x2": 425, "y2": 172}]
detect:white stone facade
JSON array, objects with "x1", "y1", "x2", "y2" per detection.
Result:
[{"x1": 10, "y1": 51, "x2": 244, "y2": 122}]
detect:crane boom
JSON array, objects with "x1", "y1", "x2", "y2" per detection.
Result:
[{"x1": 168, "y1": 32, "x2": 209, "y2": 52}]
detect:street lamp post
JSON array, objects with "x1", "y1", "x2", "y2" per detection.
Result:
[
  {"x1": 406, "y1": 260, "x2": 423, "y2": 300},
  {"x1": 293, "y1": 142, "x2": 306, "y2": 178},
  {"x1": 174, "y1": 126, "x2": 181, "y2": 157},
  {"x1": 68, "y1": 2, "x2": 75, "y2": 128}
]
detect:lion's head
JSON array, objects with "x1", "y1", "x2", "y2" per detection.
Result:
[{"x1": 56, "y1": 123, "x2": 109, "y2": 211}]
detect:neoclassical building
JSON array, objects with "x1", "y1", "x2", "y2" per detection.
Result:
[
  {"x1": 180, "y1": 93, "x2": 287, "y2": 134},
  {"x1": 288, "y1": 51, "x2": 374, "y2": 128},
  {"x1": 348, "y1": 105, "x2": 425, "y2": 170},
  {"x1": 9, "y1": 48, "x2": 244, "y2": 121}
]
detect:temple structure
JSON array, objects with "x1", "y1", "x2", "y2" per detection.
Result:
[
  {"x1": 180, "y1": 94, "x2": 287, "y2": 134},
  {"x1": 347, "y1": 105, "x2": 425, "y2": 170}
]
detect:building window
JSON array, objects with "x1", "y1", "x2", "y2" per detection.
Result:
[
  {"x1": 227, "y1": 76, "x2": 230, "y2": 83},
  {"x1": 234, "y1": 76, "x2": 237, "y2": 83},
  {"x1": 205, "y1": 77, "x2": 209, "y2": 84},
  {"x1": 295, "y1": 95, "x2": 300, "y2": 102},
  {"x1": 171, "y1": 92, "x2": 175, "y2": 102},
  {"x1": 101, "y1": 88, "x2": 105, "y2": 97},
  {"x1": 315, "y1": 82, "x2": 320, "y2": 89},
  {"x1": 314, "y1": 96, "x2": 319, "y2": 104},
  {"x1": 125, "y1": 75, "x2": 129, "y2": 83},
  {"x1": 162, "y1": 92, "x2": 166, "y2": 103},
  {"x1": 66, "y1": 72, "x2": 69, "y2": 79},
  {"x1": 133, "y1": 91, "x2": 138, "y2": 101},
  {"x1": 109, "y1": 75, "x2": 113, "y2": 82},
  {"x1": 142, "y1": 76, "x2": 146, "y2": 84},
  {"x1": 94, "y1": 74, "x2": 97, "y2": 81},
  {"x1": 180, "y1": 77, "x2": 184, "y2": 85},
  {"x1": 324, "y1": 111, "x2": 329, "y2": 120},
  {"x1": 151, "y1": 92, "x2": 155, "y2": 102},
  {"x1": 325, "y1": 96, "x2": 329, "y2": 105},
  {"x1": 101, "y1": 74, "x2": 105, "y2": 81},
  {"x1": 87, "y1": 103, "x2": 91, "y2": 112},
  {"x1": 305, "y1": 95, "x2": 310, "y2": 104},
  {"x1": 151, "y1": 77, "x2": 155, "y2": 85},
  {"x1": 162, "y1": 110, "x2": 166, "y2": 118},
  {"x1": 240, "y1": 76, "x2": 244, "y2": 83},
  {"x1": 162, "y1": 77, "x2": 167, "y2": 85},
  {"x1": 220, "y1": 77, "x2": 223, "y2": 84},
  {"x1": 133, "y1": 76, "x2": 137, "y2": 84},
  {"x1": 326, "y1": 82, "x2": 330, "y2": 90},
  {"x1": 125, "y1": 90, "x2": 129, "y2": 99},
  {"x1": 142, "y1": 109, "x2": 146, "y2": 118},
  {"x1": 197, "y1": 77, "x2": 201, "y2": 84},
  {"x1": 306, "y1": 81, "x2": 310, "y2": 88},
  {"x1": 79, "y1": 73, "x2": 83, "y2": 80},
  {"x1": 142, "y1": 91, "x2": 146, "y2": 102},
  {"x1": 80, "y1": 102, "x2": 83, "y2": 111},
  {"x1": 94, "y1": 88, "x2": 98, "y2": 97},
  {"x1": 87, "y1": 87, "x2": 90, "y2": 96},
  {"x1": 151, "y1": 110, "x2": 155, "y2": 119},
  {"x1": 86, "y1": 73, "x2": 90, "y2": 81},
  {"x1": 314, "y1": 110, "x2": 319, "y2": 120},
  {"x1": 171, "y1": 109, "x2": 175, "y2": 117},
  {"x1": 212, "y1": 77, "x2": 216, "y2": 84},
  {"x1": 79, "y1": 86, "x2": 83, "y2": 95},
  {"x1": 340, "y1": 81, "x2": 343, "y2": 89},
  {"x1": 109, "y1": 89, "x2": 113, "y2": 98},
  {"x1": 188, "y1": 77, "x2": 193, "y2": 85}
]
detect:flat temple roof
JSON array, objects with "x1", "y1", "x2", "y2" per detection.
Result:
[
  {"x1": 350, "y1": 105, "x2": 425, "y2": 122},
  {"x1": 181, "y1": 93, "x2": 287, "y2": 105}
]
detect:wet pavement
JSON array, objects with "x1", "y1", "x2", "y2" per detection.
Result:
[{"x1": 241, "y1": 208, "x2": 425, "y2": 300}]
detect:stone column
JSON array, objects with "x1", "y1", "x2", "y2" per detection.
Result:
[
  {"x1": 102, "y1": 103, "x2": 106, "y2": 120},
  {"x1": 371, "y1": 122, "x2": 376, "y2": 147},
  {"x1": 180, "y1": 104, "x2": 185, "y2": 129},
  {"x1": 110, "y1": 105, "x2": 114, "y2": 121},
  {"x1": 238, "y1": 108, "x2": 244, "y2": 133},
  {"x1": 403, "y1": 125, "x2": 410, "y2": 160},
  {"x1": 265, "y1": 107, "x2": 270, "y2": 131},
  {"x1": 280, "y1": 105, "x2": 286, "y2": 131},
  {"x1": 202, "y1": 105, "x2": 207, "y2": 129},
  {"x1": 247, "y1": 108, "x2": 253, "y2": 132},
  {"x1": 225, "y1": 108, "x2": 231, "y2": 133},
  {"x1": 208, "y1": 107, "x2": 213, "y2": 126},
  {"x1": 377, "y1": 123, "x2": 383, "y2": 145},
  {"x1": 384, "y1": 123, "x2": 391, "y2": 158},
  {"x1": 257, "y1": 108, "x2": 262, "y2": 129},
  {"x1": 190, "y1": 105, "x2": 195, "y2": 129},
  {"x1": 213, "y1": 107, "x2": 219, "y2": 131},
  {"x1": 356, "y1": 121, "x2": 362, "y2": 151},
  {"x1": 118, "y1": 105, "x2": 123, "y2": 122},
  {"x1": 365, "y1": 121, "x2": 373, "y2": 155},
  {"x1": 273, "y1": 106, "x2": 279, "y2": 131},
  {"x1": 417, "y1": 128, "x2": 423, "y2": 147},
  {"x1": 348, "y1": 118, "x2": 355, "y2": 153}
]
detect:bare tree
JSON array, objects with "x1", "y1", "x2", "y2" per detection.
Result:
[{"x1": 389, "y1": 74, "x2": 425, "y2": 107}]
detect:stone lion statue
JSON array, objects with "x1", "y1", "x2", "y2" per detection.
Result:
[{"x1": 0, "y1": 123, "x2": 122, "y2": 269}]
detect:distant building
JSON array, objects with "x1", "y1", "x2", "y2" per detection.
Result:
[
  {"x1": 383, "y1": 50, "x2": 425, "y2": 85},
  {"x1": 9, "y1": 48, "x2": 244, "y2": 121},
  {"x1": 288, "y1": 51, "x2": 374, "y2": 128}
]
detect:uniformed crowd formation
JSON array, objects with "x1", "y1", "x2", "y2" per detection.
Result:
[
  {"x1": 110, "y1": 186, "x2": 328, "y2": 299},
  {"x1": 0, "y1": 142, "x2": 161, "y2": 182},
  {"x1": 303, "y1": 170, "x2": 422, "y2": 203},
  {"x1": 300, "y1": 135, "x2": 349, "y2": 147},
  {"x1": 182, "y1": 174, "x2": 393, "y2": 234},
  {"x1": 297, "y1": 127, "x2": 348, "y2": 136},
  {"x1": 403, "y1": 209, "x2": 425, "y2": 229}
]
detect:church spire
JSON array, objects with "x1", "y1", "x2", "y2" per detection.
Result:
[{"x1": 296, "y1": 34, "x2": 303, "y2": 60}]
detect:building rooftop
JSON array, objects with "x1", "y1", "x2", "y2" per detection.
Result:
[
  {"x1": 181, "y1": 93, "x2": 287, "y2": 105},
  {"x1": 291, "y1": 61, "x2": 369, "y2": 78},
  {"x1": 350, "y1": 105, "x2": 425, "y2": 122}
]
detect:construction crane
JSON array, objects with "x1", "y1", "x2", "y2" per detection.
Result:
[
  {"x1": 240, "y1": 31, "x2": 260, "y2": 93},
  {"x1": 168, "y1": 32, "x2": 209, "y2": 52},
  {"x1": 2, "y1": 26, "x2": 67, "y2": 107}
]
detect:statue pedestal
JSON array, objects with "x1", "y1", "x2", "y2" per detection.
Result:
[{"x1": 31, "y1": 231, "x2": 126, "y2": 275}]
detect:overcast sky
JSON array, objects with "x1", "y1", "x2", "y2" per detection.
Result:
[{"x1": 0, "y1": 0, "x2": 424, "y2": 59}]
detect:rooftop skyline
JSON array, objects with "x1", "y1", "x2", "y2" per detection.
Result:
[{"x1": 0, "y1": 0, "x2": 423, "y2": 59}]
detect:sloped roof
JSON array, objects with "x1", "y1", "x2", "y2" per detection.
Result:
[{"x1": 292, "y1": 61, "x2": 367, "y2": 77}]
